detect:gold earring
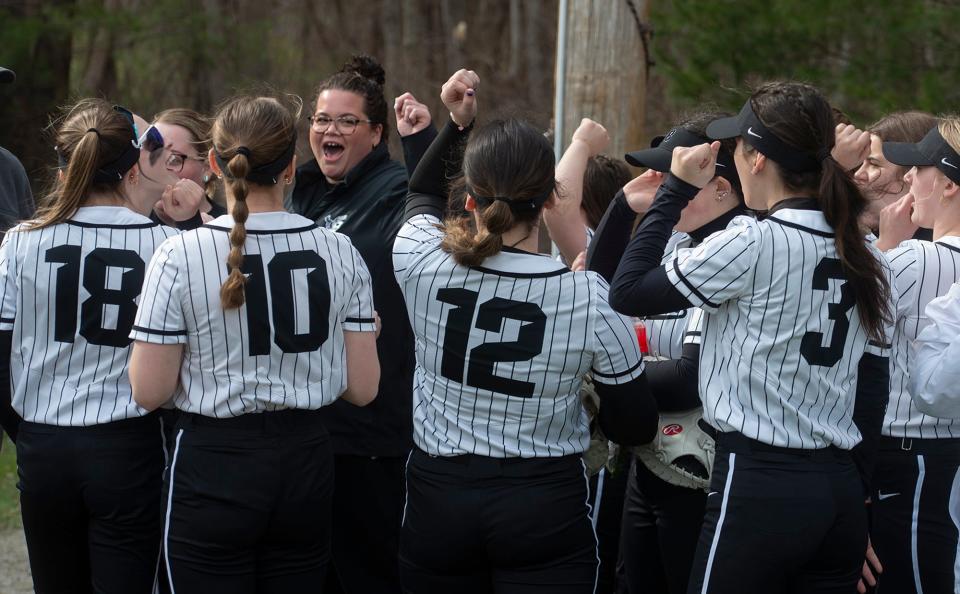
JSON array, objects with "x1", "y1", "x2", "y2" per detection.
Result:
[
  {"x1": 284, "y1": 177, "x2": 292, "y2": 185},
  {"x1": 716, "y1": 190, "x2": 728, "y2": 202}
]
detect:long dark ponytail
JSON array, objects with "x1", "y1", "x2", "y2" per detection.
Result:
[{"x1": 750, "y1": 82, "x2": 891, "y2": 341}]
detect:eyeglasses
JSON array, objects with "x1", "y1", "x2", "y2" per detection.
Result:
[
  {"x1": 308, "y1": 114, "x2": 375, "y2": 135},
  {"x1": 164, "y1": 150, "x2": 206, "y2": 173}
]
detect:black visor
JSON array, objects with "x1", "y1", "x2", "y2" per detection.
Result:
[
  {"x1": 0, "y1": 67, "x2": 14, "y2": 84},
  {"x1": 706, "y1": 101, "x2": 821, "y2": 172},
  {"x1": 883, "y1": 127, "x2": 960, "y2": 185},
  {"x1": 625, "y1": 126, "x2": 740, "y2": 190}
]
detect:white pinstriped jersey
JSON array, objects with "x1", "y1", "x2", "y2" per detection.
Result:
[
  {"x1": 665, "y1": 205, "x2": 894, "y2": 450},
  {"x1": 909, "y1": 282, "x2": 960, "y2": 417},
  {"x1": 683, "y1": 307, "x2": 704, "y2": 348},
  {"x1": 883, "y1": 236, "x2": 960, "y2": 438},
  {"x1": 0, "y1": 207, "x2": 177, "y2": 425},
  {"x1": 393, "y1": 214, "x2": 645, "y2": 458},
  {"x1": 645, "y1": 231, "x2": 695, "y2": 359},
  {"x1": 130, "y1": 212, "x2": 376, "y2": 418}
]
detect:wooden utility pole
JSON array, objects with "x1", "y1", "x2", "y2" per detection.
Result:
[{"x1": 554, "y1": 0, "x2": 651, "y2": 160}]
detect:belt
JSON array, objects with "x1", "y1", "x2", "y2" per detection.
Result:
[
  {"x1": 878, "y1": 436, "x2": 960, "y2": 455},
  {"x1": 716, "y1": 431, "x2": 848, "y2": 461},
  {"x1": 180, "y1": 408, "x2": 326, "y2": 431}
]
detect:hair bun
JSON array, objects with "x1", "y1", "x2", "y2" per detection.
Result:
[{"x1": 341, "y1": 54, "x2": 385, "y2": 87}]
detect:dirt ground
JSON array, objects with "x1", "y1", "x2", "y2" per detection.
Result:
[{"x1": 0, "y1": 529, "x2": 31, "y2": 594}]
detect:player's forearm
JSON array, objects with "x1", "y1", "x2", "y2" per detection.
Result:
[
  {"x1": 850, "y1": 353, "x2": 889, "y2": 495},
  {"x1": 546, "y1": 141, "x2": 591, "y2": 263},
  {"x1": 129, "y1": 341, "x2": 183, "y2": 411},
  {"x1": 595, "y1": 373, "x2": 659, "y2": 445},
  {"x1": 401, "y1": 124, "x2": 439, "y2": 179},
  {"x1": 587, "y1": 191, "x2": 636, "y2": 283},
  {"x1": 407, "y1": 118, "x2": 472, "y2": 203},
  {"x1": 643, "y1": 342, "x2": 702, "y2": 412},
  {"x1": 609, "y1": 175, "x2": 696, "y2": 316},
  {"x1": 341, "y1": 331, "x2": 380, "y2": 407}
]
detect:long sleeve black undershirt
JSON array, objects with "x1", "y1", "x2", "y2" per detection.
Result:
[
  {"x1": 608, "y1": 174, "x2": 701, "y2": 317},
  {"x1": 851, "y1": 352, "x2": 890, "y2": 496},
  {"x1": 643, "y1": 342, "x2": 703, "y2": 412},
  {"x1": 404, "y1": 118, "x2": 472, "y2": 222},
  {"x1": 595, "y1": 374, "x2": 659, "y2": 446},
  {"x1": 0, "y1": 330, "x2": 19, "y2": 442},
  {"x1": 401, "y1": 125, "x2": 440, "y2": 179},
  {"x1": 586, "y1": 190, "x2": 636, "y2": 283}
]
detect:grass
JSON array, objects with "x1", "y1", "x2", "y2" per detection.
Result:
[{"x1": 0, "y1": 436, "x2": 20, "y2": 531}]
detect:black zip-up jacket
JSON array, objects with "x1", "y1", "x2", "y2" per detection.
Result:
[{"x1": 285, "y1": 127, "x2": 435, "y2": 456}]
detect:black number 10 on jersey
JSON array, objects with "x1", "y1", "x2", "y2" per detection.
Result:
[{"x1": 237, "y1": 250, "x2": 331, "y2": 356}]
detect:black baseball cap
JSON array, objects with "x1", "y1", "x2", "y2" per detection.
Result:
[
  {"x1": 706, "y1": 100, "x2": 823, "y2": 172},
  {"x1": 883, "y1": 126, "x2": 960, "y2": 185},
  {"x1": 0, "y1": 67, "x2": 14, "y2": 84},
  {"x1": 625, "y1": 126, "x2": 740, "y2": 189}
]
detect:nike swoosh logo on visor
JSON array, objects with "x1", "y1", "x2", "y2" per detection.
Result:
[
  {"x1": 877, "y1": 491, "x2": 901, "y2": 501},
  {"x1": 747, "y1": 127, "x2": 763, "y2": 139},
  {"x1": 941, "y1": 157, "x2": 959, "y2": 169}
]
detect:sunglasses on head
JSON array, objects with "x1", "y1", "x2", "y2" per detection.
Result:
[{"x1": 112, "y1": 105, "x2": 165, "y2": 153}]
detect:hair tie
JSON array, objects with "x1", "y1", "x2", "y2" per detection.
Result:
[
  {"x1": 86, "y1": 128, "x2": 101, "y2": 138},
  {"x1": 816, "y1": 147, "x2": 833, "y2": 162},
  {"x1": 235, "y1": 146, "x2": 251, "y2": 158}
]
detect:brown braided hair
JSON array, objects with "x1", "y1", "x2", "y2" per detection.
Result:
[{"x1": 211, "y1": 96, "x2": 298, "y2": 309}]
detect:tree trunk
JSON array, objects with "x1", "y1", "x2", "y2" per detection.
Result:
[{"x1": 556, "y1": 0, "x2": 650, "y2": 161}]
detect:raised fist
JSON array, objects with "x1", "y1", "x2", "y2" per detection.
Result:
[
  {"x1": 670, "y1": 142, "x2": 720, "y2": 189},
  {"x1": 571, "y1": 118, "x2": 609, "y2": 157},
  {"x1": 833, "y1": 124, "x2": 871, "y2": 171},
  {"x1": 157, "y1": 178, "x2": 204, "y2": 222},
  {"x1": 394, "y1": 92, "x2": 433, "y2": 137},
  {"x1": 440, "y1": 69, "x2": 480, "y2": 128}
]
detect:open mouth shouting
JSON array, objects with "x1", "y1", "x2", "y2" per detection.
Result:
[{"x1": 322, "y1": 140, "x2": 345, "y2": 163}]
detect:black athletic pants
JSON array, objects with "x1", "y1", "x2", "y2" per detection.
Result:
[
  {"x1": 163, "y1": 409, "x2": 334, "y2": 594},
  {"x1": 586, "y1": 462, "x2": 630, "y2": 594},
  {"x1": 324, "y1": 454, "x2": 406, "y2": 594},
  {"x1": 687, "y1": 432, "x2": 867, "y2": 594},
  {"x1": 619, "y1": 458, "x2": 707, "y2": 594},
  {"x1": 871, "y1": 436, "x2": 960, "y2": 594},
  {"x1": 399, "y1": 448, "x2": 599, "y2": 594},
  {"x1": 17, "y1": 414, "x2": 164, "y2": 594}
]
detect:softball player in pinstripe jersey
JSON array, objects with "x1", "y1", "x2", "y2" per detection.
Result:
[
  {"x1": 864, "y1": 120, "x2": 960, "y2": 593},
  {"x1": 394, "y1": 71, "x2": 658, "y2": 594},
  {"x1": 0, "y1": 99, "x2": 182, "y2": 593},
  {"x1": 605, "y1": 82, "x2": 895, "y2": 594},
  {"x1": 587, "y1": 112, "x2": 748, "y2": 594},
  {"x1": 128, "y1": 95, "x2": 380, "y2": 593}
]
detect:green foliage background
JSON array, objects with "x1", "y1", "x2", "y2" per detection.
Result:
[{"x1": 649, "y1": 0, "x2": 959, "y2": 124}]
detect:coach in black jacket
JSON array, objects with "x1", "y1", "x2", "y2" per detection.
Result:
[{"x1": 285, "y1": 55, "x2": 435, "y2": 594}]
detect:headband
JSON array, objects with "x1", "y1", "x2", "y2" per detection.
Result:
[
  {"x1": 214, "y1": 134, "x2": 297, "y2": 186},
  {"x1": 466, "y1": 184, "x2": 553, "y2": 214},
  {"x1": 55, "y1": 137, "x2": 141, "y2": 184}
]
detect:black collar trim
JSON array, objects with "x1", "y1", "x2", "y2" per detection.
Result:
[{"x1": 203, "y1": 223, "x2": 318, "y2": 235}]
